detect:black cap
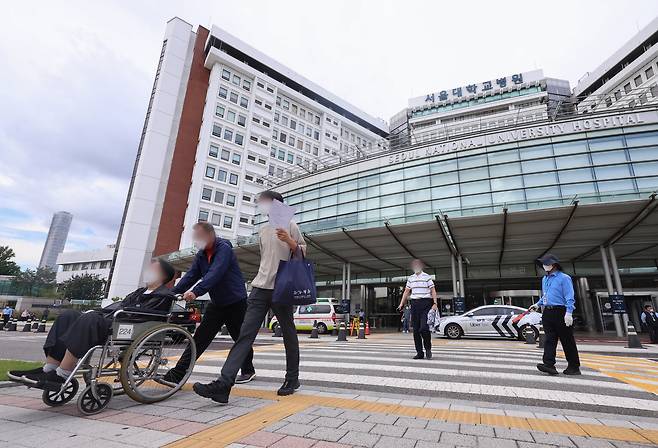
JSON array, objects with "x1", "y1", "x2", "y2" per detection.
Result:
[
  {"x1": 156, "y1": 259, "x2": 176, "y2": 284},
  {"x1": 537, "y1": 253, "x2": 560, "y2": 266}
]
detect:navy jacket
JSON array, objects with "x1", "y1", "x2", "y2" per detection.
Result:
[{"x1": 172, "y1": 238, "x2": 247, "y2": 306}]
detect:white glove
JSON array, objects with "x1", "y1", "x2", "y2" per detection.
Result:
[
  {"x1": 564, "y1": 313, "x2": 573, "y2": 327},
  {"x1": 528, "y1": 304, "x2": 539, "y2": 312}
]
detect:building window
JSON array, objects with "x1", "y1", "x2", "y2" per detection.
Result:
[
  {"x1": 221, "y1": 69, "x2": 230, "y2": 81},
  {"x1": 229, "y1": 92, "x2": 238, "y2": 103},
  {"x1": 614, "y1": 90, "x2": 622, "y2": 101},
  {"x1": 198, "y1": 210, "x2": 209, "y2": 222},
  {"x1": 232, "y1": 74, "x2": 241, "y2": 86},
  {"x1": 634, "y1": 74, "x2": 643, "y2": 87},
  {"x1": 201, "y1": 187, "x2": 212, "y2": 201},
  {"x1": 623, "y1": 83, "x2": 632, "y2": 94},
  {"x1": 227, "y1": 110, "x2": 236, "y2": 122},
  {"x1": 235, "y1": 133, "x2": 244, "y2": 146},
  {"x1": 223, "y1": 216, "x2": 233, "y2": 229},
  {"x1": 224, "y1": 128, "x2": 233, "y2": 142},
  {"x1": 229, "y1": 173, "x2": 239, "y2": 185},
  {"x1": 216, "y1": 105, "x2": 225, "y2": 118},
  {"x1": 239, "y1": 216, "x2": 249, "y2": 224},
  {"x1": 243, "y1": 80, "x2": 251, "y2": 91},
  {"x1": 646, "y1": 67, "x2": 655, "y2": 79},
  {"x1": 287, "y1": 154, "x2": 294, "y2": 164},
  {"x1": 205, "y1": 166, "x2": 216, "y2": 179},
  {"x1": 237, "y1": 115, "x2": 246, "y2": 127},
  {"x1": 226, "y1": 194, "x2": 236, "y2": 206},
  {"x1": 218, "y1": 169, "x2": 227, "y2": 182},
  {"x1": 214, "y1": 190, "x2": 224, "y2": 204},
  {"x1": 240, "y1": 97, "x2": 249, "y2": 108},
  {"x1": 219, "y1": 87, "x2": 228, "y2": 99},
  {"x1": 212, "y1": 124, "x2": 222, "y2": 138},
  {"x1": 242, "y1": 195, "x2": 251, "y2": 202},
  {"x1": 209, "y1": 145, "x2": 219, "y2": 158},
  {"x1": 211, "y1": 212, "x2": 221, "y2": 226},
  {"x1": 232, "y1": 153, "x2": 241, "y2": 165},
  {"x1": 221, "y1": 149, "x2": 230, "y2": 161}
]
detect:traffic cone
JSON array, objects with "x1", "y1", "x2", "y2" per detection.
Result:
[
  {"x1": 22, "y1": 319, "x2": 32, "y2": 332},
  {"x1": 336, "y1": 322, "x2": 347, "y2": 342},
  {"x1": 273, "y1": 324, "x2": 283, "y2": 337},
  {"x1": 625, "y1": 324, "x2": 644, "y2": 349},
  {"x1": 537, "y1": 325, "x2": 545, "y2": 349},
  {"x1": 524, "y1": 327, "x2": 535, "y2": 344},
  {"x1": 365, "y1": 322, "x2": 370, "y2": 336},
  {"x1": 0, "y1": 321, "x2": 4, "y2": 331},
  {"x1": 31, "y1": 320, "x2": 39, "y2": 331},
  {"x1": 357, "y1": 322, "x2": 366, "y2": 339},
  {"x1": 310, "y1": 320, "x2": 319, "y2": 339},
  {"x1": 8, "y1": 318, "x2": 17, "y2": 331},
  {"x1": 37, "y1": 318, "x2": 46, "y2": 333},
  {"x1": 220, "y1": 324, "x2": 228, "y2": 336},
  {"x1": 331, "y1": 324, "x2": 338, "y2": 336}
]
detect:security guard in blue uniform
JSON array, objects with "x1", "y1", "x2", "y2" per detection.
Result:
[{"x1": 529, "y1": 254, "x2": 581, "y2": 376}]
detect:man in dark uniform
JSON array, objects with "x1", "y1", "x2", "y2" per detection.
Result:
[
  {"x1": 641, "y1": 304, "x2": 658, "y2": 343},
  {"x1": 163, "y1": 222, "x2": 255, "y2": 384},
  {"x1": 530, "y1": 254, "x2": 581, "y2": 376},
  {"x1": 8, "y1": 259, "x2": 178, "y2": 390}
]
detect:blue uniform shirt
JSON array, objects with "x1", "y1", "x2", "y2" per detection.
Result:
[{"x1": 534, "y1": 270, "x2": 575, "y2": 313}]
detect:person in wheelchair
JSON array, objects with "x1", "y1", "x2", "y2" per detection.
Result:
[{"x1": 8, "y1": 259, "x2": 177, "y2": 391}]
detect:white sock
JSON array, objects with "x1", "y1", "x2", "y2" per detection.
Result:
[
  {"x1": 55, "y1": 367, "x2": 72, "y2": 379},
  {"x1": 43, "y1": 363, "x2": 58, "y2": 373}
]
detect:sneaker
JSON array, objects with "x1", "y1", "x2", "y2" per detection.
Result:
[
  {"x1": 536, "y1": 363, "x2": 559, "y2": 375},
  {"x1": 277, "y1": 379, "x2": 300, "y2": 396},
  {"x1": 426, "y1": 350, "x2": 432, "y2": 360},
  {"x1": 193, "y1": 380, "x2": 229, "y2": 404},
  {"x1": 413, "y1": 354, "x2": 424, "y2": 360},
  {"x1": 235, "y1": 372, "x2": 256, "y2": 384},
  {"x1": 7, "y1": 366, "x2": 44, "y2": 382},
  {"x1": 163, "y1": 368, "x2": 186, "y2": 384},
  {"x1": 563, "y1": 367, "x2": 582, "y2": 375}
]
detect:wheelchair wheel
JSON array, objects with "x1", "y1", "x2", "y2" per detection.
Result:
[
  {"x1": 120, "y1": 323, "x2": 196, "y2": 404},
  {"x1": 42, "y1": 378, "x2": 79, "y2": 407},
  {"x1": 77, "y1": 383, "x2": 113, "y2": 415},
  {"x1": 83, "y1": 366, "x2": 125, "y2": 396}
]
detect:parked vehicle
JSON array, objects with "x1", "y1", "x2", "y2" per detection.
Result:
[{"x1": 269, "y1": 298, "x2": 348, "y2": 334}]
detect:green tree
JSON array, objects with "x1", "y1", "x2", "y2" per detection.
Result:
[
  {"x1": 59, "y1": 273, "x2": 106, "y2": 302},
  {"x1": 0, "y1": 246, "x2": 20, "y2": 276},
  {"x1": 11, "y1": 267, "x2": 57, "y2": 296}
]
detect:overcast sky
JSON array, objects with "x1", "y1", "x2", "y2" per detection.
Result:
[{"x1": 1, "y1": 0, "x2": 658, "y2": 269}]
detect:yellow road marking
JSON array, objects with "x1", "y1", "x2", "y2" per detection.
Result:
[
  {"x1": 577, "y1": 353, "x2": 658, "y2": 395},
  {"x1": 165, "y1": 385, "x2": 654, "y2": 446}
]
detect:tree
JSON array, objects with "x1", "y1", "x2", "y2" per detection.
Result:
[
  {"x1": 0, "y1": 246, "x2": 20, "y2": 276},
  {"x1": 11, "y1": 267, "x2": 57, "y2": 296},
  {"x1": 59, "y1": 273, "x2": 106, "y2": 302}
]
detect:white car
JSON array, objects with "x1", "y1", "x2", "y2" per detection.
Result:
[
  {"x1": 269, "y1": 298, "x2": 348, "y2": 334},
  {"x1": 436, "y1": 305, "x2": 542, "y2": 340}
]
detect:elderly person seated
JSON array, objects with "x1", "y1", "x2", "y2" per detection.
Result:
[{"x1": 9, "y1": 259, "x2": 177, "y2": 391}]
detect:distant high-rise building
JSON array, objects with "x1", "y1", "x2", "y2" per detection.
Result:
[{"x1": 39, "y1": 211, "x2": 73, "y2": 271}]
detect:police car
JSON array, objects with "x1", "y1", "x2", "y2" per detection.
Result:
[{"x1": 436, "y1": 305, "x2": 542, "y2": 340}]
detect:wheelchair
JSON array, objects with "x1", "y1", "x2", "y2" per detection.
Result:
[{"x1": 37, "y1": 304, "x2": 196, "y2": 415}]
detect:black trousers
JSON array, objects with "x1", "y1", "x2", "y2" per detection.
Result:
[
  {"x1": 542, "y1": 307, "x2": 580, "y2": 368},
  {"x1": 2, "y1": 314, "x2": 9, "y2": 324},
  {"x1": 219, "y1": 288, "x2": 298, "y2": 387},
  {"x1": 175, "y1": 300, "x2": 254, "y2": 375},
  {"x1": 648, "y1": 325, "x2": 658, "y2": 343},
  {"x1": 411, "y1": 298, "x2": 432, "y2": 356},
  {"x1": 43, "y1": 310, "x2": 111, "y2": 360}
]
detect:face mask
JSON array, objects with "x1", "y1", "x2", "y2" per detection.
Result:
[
  {"x1": 412, "y1": 266, "x2": 422, "y2": 274},
  {"x1": 143, "y1": 269, "x2": 158, "y2": 285},
  {"x1": 542, "y1": 264, "x2": 553, "y2": 272},
  {"x1": 257, "y1": 201, "x2": 272, "y2": 216},
  {"x1": 193, "y1": 239, "x2": 206, "y2": 251}
]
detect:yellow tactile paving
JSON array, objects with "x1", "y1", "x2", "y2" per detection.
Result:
[{"x1": 168, "y1": 385, "x2": 655, "y2": 446}]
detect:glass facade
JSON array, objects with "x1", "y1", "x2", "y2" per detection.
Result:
[{"x1": 278, "y1": 126, "x2": 658, "y2": 235}]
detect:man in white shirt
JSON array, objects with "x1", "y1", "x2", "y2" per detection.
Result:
[{"x1": 397, "y1": 260, "x2": 438, "y2": 359}]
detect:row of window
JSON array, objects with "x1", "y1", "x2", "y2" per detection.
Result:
[
  {"x1": 201, "y1": 186, "x2": 237, "y2": 207},
  {"x1": 205, "y1": 164, "x2": 239, "y2": 185},
  {"x1": 604, "y1": 59, "x2": 658, "y2": 108},
  {"x1": 276, "y1": 95, "x2": 322, "y2": 125},
  {"x1": 198, "y1": 209, "x2": 254, "y2": 229},
  {"x1": 255, "y1": 80, "x2": 275, "y2": 94},
  {"x1": 211, "y1": 123, "x2": 245, "y2": 147},
  {"x1": 215, "y1": 104, "x2": 247, "y2": 127},
  {"x1": 221, "y1": 66, "x2": 252, "y2": 92},
  {"x1": 218, "y1": 84, "x2": 249, "y2": 109},
  {"x1": 274, "y1": 112, "x2": 321, "y2": 141},
  {"x1": 208, "y1": 144, "x2": 242, "y2": 166},
  {"x1": 61, "y1": 261, "x2": 111, "y2": 271}
]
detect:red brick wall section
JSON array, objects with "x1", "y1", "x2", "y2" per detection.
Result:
[{"x1": 153, "y1": 26, "x2": 210, "y2": 257}]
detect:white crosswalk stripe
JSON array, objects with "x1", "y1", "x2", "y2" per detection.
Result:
[{"x1": 194, "y1": 338, "x2": 658, "y2": 415}]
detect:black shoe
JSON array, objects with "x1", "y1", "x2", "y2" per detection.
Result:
[
  {"x1": 536, "y1": 363, "x2": 559, "y2": 375},
  {"x1": 413, "y1": 354, "x2": 424, "y2": 360},
  {"x1": 25, "y1": 370, "x2": 66, "y2": 391},
  {"x1": 163, "y1": 368, "x2": 185, "y2": 384},
  {"x1": 235, "y1": 372, "x2": 256, "y2": 384},
  {"x1": 193, "y1": 380, "x2": 230, "y2": 404},
  {"x1": 563, "y1": 367, "x2": 582, "y2": 375},
  {"x1": 277, "y1": 379, "x2": 300, "y2": 396},
  {"x1": 7, "y1": 366, "x2": 44, "y2": 382},
  {"x1": 426, "y1": 350, "x2": 432, "y2": 360}
]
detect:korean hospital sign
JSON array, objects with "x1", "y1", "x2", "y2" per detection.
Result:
[{"x1": 408, "y1": 69, "x2": 544, "y2": 108}]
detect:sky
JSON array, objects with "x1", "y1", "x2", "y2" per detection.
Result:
[{"x1": 1, "y1": 0, "x2": 658, "y2": 269}]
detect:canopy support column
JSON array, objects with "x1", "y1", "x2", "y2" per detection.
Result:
[
  {"x1": 608, "y1": 245, "x2": 629, "y2": 331},
  {"x1": 451, "y1": 255, "x2": 458, "y2": 297},
  {"x1": 341, "y1": 263, "x2": 346, "y2": 300},
  {"x1": 458, "y1": 255, "x2": 465, "y2": 297},
  {"x1": 600, "y1": 245, "x2": 623, "y2": 337}
]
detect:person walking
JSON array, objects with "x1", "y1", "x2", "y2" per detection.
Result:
[
  {"x1": 193, "y1": 190, "x2": 306, "y2": 404},
  {"x1": 163, "y1": 222, "x2": 256, "y2": 384},
  {"x1": 2, "y1": 305, "x2": 13, "y2": 325},
  {"x1": 397, "y1": 259, "x2": 438, "y2": 359},
  {"x1": 530, "y1": 254, "x2": 581, "y2": 376},
  {"x1": 641, "y1": 304, "x2": 658, "y2": 343},
  {"x1": 401, "y1": 305, "x2": 411, "y2": 333}
]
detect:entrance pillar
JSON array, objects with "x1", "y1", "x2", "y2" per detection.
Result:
[
  {"x1": 600, "y1": 245, "x2": 624, "y2": 337},
  {"x1": 451, "y1": 255, "x2": 458, "y2": 297},
  {"x1": 576, "y1": 277, "x2": 596, "y2": 333},
  {"x1": 457, "y1": 255, "x2": 465, "y2": 297},
  {"x1": 346, "y1": 262, "x2": 351, "y2": 301},
  {"x1": 341, "y1": 263, "x2": 346, "y2": 300},
  {"x1": 608, "y1": 245, "x2": 629, "y2": 331}
]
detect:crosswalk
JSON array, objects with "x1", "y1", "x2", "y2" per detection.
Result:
[{"x1": 190, "y1": 337, "x2": 658, "y2": 417}]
